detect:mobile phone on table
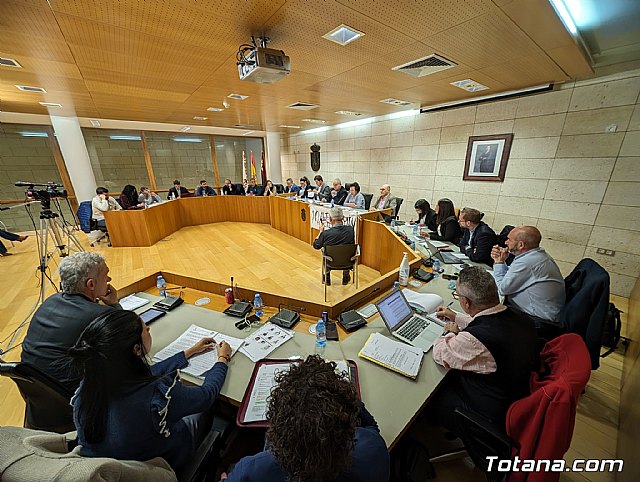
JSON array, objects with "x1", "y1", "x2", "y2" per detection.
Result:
[
  {"x1": 139, "y1": 308, "x2": 166, "y2": 325},
  {"x1": 442, "y1": 274, "x2": 459, "y2": 280},
  {"x1": 326, "y1": 321, "x2": 339, "y2": 341}
]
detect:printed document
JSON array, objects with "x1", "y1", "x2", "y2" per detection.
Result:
[
  {"x1": 239, "y1": 322, "x2": 294, "y2": 362},
  {"x1": 358, "y1": 332, "x2": 424, "y2": 378},
  {"x1": 119, "y1": 294, "x2": 149, "y2": 311},
  {"x1": 244, "y1": 362, "x2": 292, "y2": 423},
  {"x1": 153, "y1": 324, "x2": 244, "y2": 377}
]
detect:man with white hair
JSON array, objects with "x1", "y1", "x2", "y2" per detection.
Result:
[
  {"x1": 21, "y1": 252, "x2": 121, "y2": 390},
  {"x1": 313, "y1": 206, "x2": 355, "y2": 285},
  {"x1": 370, "y1": 184, "x2": 397, "y2": 213}
]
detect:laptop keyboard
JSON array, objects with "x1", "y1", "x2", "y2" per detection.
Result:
[
  {"x1": 440, "y1": 252, "x2": 460, "y2": 264},
  {"x1": 397, "y1": 315, "x2": 430, "y2": 341}
]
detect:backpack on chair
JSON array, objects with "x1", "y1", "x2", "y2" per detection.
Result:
[{"x1": 600, "y1": 303, "x2": 628, "y2": 358}]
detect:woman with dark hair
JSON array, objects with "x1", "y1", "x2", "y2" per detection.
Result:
[
  {"x1": 118, "y1": 184, "x2": 144, "y2": 210},
  {"x1": 223, "y1": 355, "x2": 389, "y2": 482},
  {"x1": 428, "y1": 198, "x2": 462, "y2": 243},
  {"x1": 263, "y1": 180, "x2": 277, "y2": 196},
  {"x1": 344, "y1": 181, "x2": 365, "y2": 209},
  {"x1": 298, "y1": 176, "x2": 313, "y2": 199},
  {"x1": 67, "y1": 310, "x2": 231, "y2": 479},
  {"x1": 411, "y1": 199, "x2": 437, "y2": 231}
]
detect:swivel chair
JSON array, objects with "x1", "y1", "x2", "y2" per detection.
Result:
[
  {"x1": 76, "y1": 200, "x2": 110, "y2": 247},
  {"x1": 321, "y1": 244, "x2": 360, "y2": 301},
  {"x1": 363, "y1": 193, "x2": 373, "y2": 210}
]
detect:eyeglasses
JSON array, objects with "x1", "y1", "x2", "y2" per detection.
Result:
[{"x1": 451, "y1": 290, "x2": 467, "y2": 301}]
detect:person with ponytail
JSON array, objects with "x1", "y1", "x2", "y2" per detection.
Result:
[{"x1": 68, "y1": 310, "x2": 232, "y2": 478}]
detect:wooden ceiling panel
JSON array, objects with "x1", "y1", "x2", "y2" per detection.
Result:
[{"x1": 0, "y1": 0, "x2": 595, "y2": 127}]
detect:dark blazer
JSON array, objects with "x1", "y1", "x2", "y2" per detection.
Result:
[
  {"x1": 429, "y1": 216, "x2": 462, "y2": 244},
  {"x1": 196, "y1": 185, "x2": 216, "y2": 196},
  {"x1": 459, "y1": 221, "x2": 497, "y2": 266},
  {"x1": 167, "y1": 186, "x2": 189, "y2": 199},
  {"x1": 418, "y1": 209, "x2": 437, "y2": 232},
  {"x1": 223, "y1": 184, "x2": 241, "y2": 195},
  {"x1": 557, "y1": 258, "x2": 610, "y2": 369},
  {"x1": 330, "y1": 186, "x2": 348, "y2": 206},
  {"x1": 118, "y1": 194, "x2": 141, "y2": 210},
  {"x1": 21, "y1": 293, "x2": 122, "y2": 390}
]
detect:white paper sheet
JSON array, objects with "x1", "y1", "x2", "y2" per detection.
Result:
[
  {"x1": 243, "y1": 363, "x2": 291, "y2": 423},
  {"x1": 152, "y1": 324, "x2": 244, "y2": 377},
  {"x1": 429, "y1": 240, "x2": 449, "y2": 248},
  {"x1": 401, "y1": 289, "x2": 443, "y2": 314},
  {"x1": 119, "y1": 294, "x2": 150, "y2": 311},
  {"x1": 359, "y1": 332, "x2": 424, "y2": 378},
  {"x1": 239, "y1": 323, "x2": 294, "y2": 363}
]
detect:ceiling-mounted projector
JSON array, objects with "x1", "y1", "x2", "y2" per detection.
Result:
[{"x1": 236, "y1": 37, "x2": 291, "y2": 84}]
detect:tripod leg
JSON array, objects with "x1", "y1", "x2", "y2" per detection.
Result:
[
  {"x1": 47, "y1": 218, "x2": 68, "y2": 257},
  {"x1": 55, "y1": 218, "x2": 84, "y2": 252}
]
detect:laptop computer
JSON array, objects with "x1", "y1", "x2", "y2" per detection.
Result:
[
  {"x1": 424, "y1": 240, "x2": 462, "y2": 264},
  {"x1": 380, "y1": 212, "x2": 405, "y2": 226},
  {"x1": 375, "y1": 289, "x2": 445, "y2": 352}
]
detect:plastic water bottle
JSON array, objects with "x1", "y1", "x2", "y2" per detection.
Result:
[
  {"x1": 331, "y1": 198, "x2": 335, "y2": 207},
  {"x1": 393, "y1": 281, "x2": 399, "y2": 289},
  {"x1": 410, "y1": 240, "x2": 416, "y2": 251},
  {"x1": 156, "y1": 275, "x2": 167, "y2": 297},
  {"x1": 315, "y1": 318, "x2": 327, "y2": 354},
  {"x1": 413, "y1": 224, "x2": 419, "y2": 236},
  {"x1": 390, "y1": 218, "x2": 396, "y2": 230},
  {"x1": 432, "y1": 258, "x2": 442, "y2": 274},
  {"x1": 253, "y1": 293, "x2": 264, "y2": 317},
  {"x1": 399, "y1": 252, "x2": 410, "y2": 286}
]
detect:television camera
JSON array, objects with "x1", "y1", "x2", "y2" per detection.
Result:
[{"x1": 15, "y1": 181, "x2": 68, "y2": 210}]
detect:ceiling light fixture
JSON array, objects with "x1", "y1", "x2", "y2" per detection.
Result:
[
  {"x1": 193, "y1": 116, "x2": 208, "y2": 121},
  {"x1": 380, "y1": 98, "x2": 413, "y2": 106},
  {"x1": 549, "y1": 0, "x2": 577, "y2": 34},
  {"x1": 335, "y1": 110, "x2": 363, "y2": 116},
  {"x1": 39, "y1": 102, "x2": 62, "y2": 107},
  {"x1": 20, "y1": 132, "x2": 49, "y2": 137},
  {"x1": 173, "y1": 138, "x2": 203, "y2": 143},
  {"x1": 323, "y1": 24, "x2": 365, "y2": 46},
  {"x1": 110, "y1": 135, "x2": 141, "y2": 141},
  {"x1": 279, "y1": 125, "x2": 300, "y2": 129},
  {"x1": 242, "y1": 131, "x2": 255, "y2": 136},
  {"x1": 0, "y1": 57, "x2": 22, "y2": 68},
  {"x1": 90, "y1": 119, "x2": 101, "y2": 127},
  {"x1": 179, "y1": 126, "x2": 191, "y2": 132},
  {"x1": 207, "y1": 107, "x2": 224, "y2": 112},
  {"x1": 16, "y1": 85, "x2": 47, "y2": 93},
  {"x1": 228, "y1": 93, "x2": 248, "y2": 100},
  {"x1": 302, "y1": 118, "x2": 327, "y2": 124},
  {"x1": 450, "y1": 79, "x2": 489, "y2": 92}
]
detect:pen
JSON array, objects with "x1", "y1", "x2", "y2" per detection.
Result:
[{"x1": 442, "y1": 302, "x2": 455, "y2": 336}]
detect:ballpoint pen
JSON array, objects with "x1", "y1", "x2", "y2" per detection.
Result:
[{"x1": 442, "y1": 301, "x2": 455, "y2": 335}]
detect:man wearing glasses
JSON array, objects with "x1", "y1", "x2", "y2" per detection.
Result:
[
  {"x1": 427, "y1": 266, "x2": 538, "y2": 435},
  {"x1": 370, "y1": 184, "x2": 397, "y2": 214}
]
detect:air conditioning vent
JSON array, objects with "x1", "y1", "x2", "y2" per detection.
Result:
[
  {"x1": 392, "y1": 54, "x2": 456, "y2": 78},
  {"x1": 1, "y1": 57, "x2": 22, "y2": 68},
  {"x1": 287, "y1": 102, "x2": 319, "y2": 110},
  {"x1": 16, "y1": 85, "x2": 47, "y2": 93}
]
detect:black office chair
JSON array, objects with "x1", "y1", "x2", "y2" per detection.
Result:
[
  {"x1": 363, "y1": 193, "x2": 373, "y2": 210},
  {"x1": 0, "y1": 361, "x2": 75, "y2": 434},
  {"x1": 321, "y1": 244, "x2": 360, "y2": 301},
  {"x1": 394, "y1": 197, "x2": 404, "y2": 219},
  {"x1": 76, "y1": 200, "x2": 111, "y2": 247}
]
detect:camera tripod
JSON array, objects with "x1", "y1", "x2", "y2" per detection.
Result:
[{"x1": 1, "y1": 205, "x2": 84, "y2": 355}]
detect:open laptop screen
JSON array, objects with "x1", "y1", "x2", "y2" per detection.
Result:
[{"x1": 377, "y1": 290, "x2": 412, "y2": 330}]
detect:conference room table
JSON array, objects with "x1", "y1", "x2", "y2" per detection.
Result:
[{"x1": 132, "y1": 227, "x2": 481, "y2": 449}]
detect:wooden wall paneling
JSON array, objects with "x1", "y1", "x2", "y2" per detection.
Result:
[
  {"x1": 269, "y1": 196, "x2": 310, "y2": 243},
  {"x1": 140, "y1": 131, "x2": 157, "y2": 191},
  {"x1": 210, "y1": 135, "x2": 221, "y2": 188},
  {"x1": 179, "y1": 197, "x2": 226, "y2": 226},
  {"x1": 359, "y1": 220, "x2": 421, "y2": 274},
  {"x1": 104, "y1": 209, "x2": 153, "y2": 246}
]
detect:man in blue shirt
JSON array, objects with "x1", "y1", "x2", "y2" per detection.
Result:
[{"x1": 491, "y1": 226, "x2": 565, "y2": 324}]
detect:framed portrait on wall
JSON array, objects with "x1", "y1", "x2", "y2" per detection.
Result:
[{"x1": 463, "y1": 134, "x2": 514, "y2": 182}]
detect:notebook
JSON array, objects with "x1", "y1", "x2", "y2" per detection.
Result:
[
  {"x1": 375, "y1": 289, "x2": 444, "y2": 353},
  {"x1": 358, "y1": 332, "x2": 424, "y2": 379}
]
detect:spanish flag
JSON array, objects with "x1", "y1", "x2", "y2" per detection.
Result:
[{"x1": 250, "y1": 150, "x2": 257, "y2": 179}]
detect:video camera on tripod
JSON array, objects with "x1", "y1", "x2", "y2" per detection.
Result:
[{"x1": 15, "y1": 181, "x2": 68, "y2": 210}]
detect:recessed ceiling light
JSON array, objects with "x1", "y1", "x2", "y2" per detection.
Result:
[
  {"x1": 179, "y1": 126, "x2": 191, "y2": 132},
  {"x1": 90, "y1": 119, "x2": 101, "y2": 127},
  {"x1": 1, "y1": 57, "x2": 22, "y2": 68},
  {"x1": 193, "y1": 116, "x2": 208, "y2": 121},
  {"x1": 243, "y1": 131, "x2": 255, "y2": 136},
  {"x1": 173, "y1": 137, "x2": 203, "y2": 143},
  {"x1": 228, "y1": 93, "x2": 248, "y2": 100},
  {"x1": 287, "y1": 102, "x2": 319, "y2": 111},
  {"x1": 450, "y1": 79, "x2": 489, "y2": 93},
  {"x1": 234, "y1": 124, "x2": 255, "y2": 128},
  {"x1": 110, "y1": 135, "x2": 141, "y2": 141},
  {"x1": 207, "y1": 107, "x2": 224, "y2": 112},
  {"x1": 279, "y1": 125, "x2": 300, "y2": 129},
  {"x1": 20, "y1": 132, "x2": 49, "y2": 137},
  {"x1": 380, "y1": 98, "x2": 413, "y2": 106},
  {"x1": 302, "y1": 118, "x2": 328, "y2": 124},
  {"x1": 16, "y1": 85, "x2": 47, "y2": 93},
  {"x1": 39, "y1": 102, "x2": 62, "y2": 107},
  {"x1": 323, "y1": 24, "x2": 365, "y2": 46},
  {"x1": 335, "y1": 110, "x2": 363, "y2": 116}
]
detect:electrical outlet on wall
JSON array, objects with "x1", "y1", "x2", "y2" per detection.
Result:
[{"x1": 596, "y1": 248, "x2": 615, "y2": 256}]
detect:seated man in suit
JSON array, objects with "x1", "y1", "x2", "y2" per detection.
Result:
[
  {"x1": 223, "y1": 355, "x2": 389, "y2": 482},
  {"x1": 431, "y1": 266, "x2": 538, "y2": 433},
  {"x1": 328, "y1": 178, "x2": 348, "y2": 206},
  {"x1": 313, "y1": 174, "x2": 332, "y2": 201},
  {"x1": 21, "y1": 252, "x2": 122, "y2": 391},
  {"x1": 245, "y1": 177, "x2": 261, "y2": 196},
  {"x1": 195, "y1": 179, "x2": 216, "y2": 197},
  {"x1": 283, "y1": 177, "x2": 300, "y2": 194},
  {"x1": 370, "y1": 184, "x2": 397, "y2": 214},
  {"x1": 458, "y1": 207, "x2": 497, "y2": 265},
  {"x1": 167, "y1": 180, "x2": 189, "y2": 199},
  {"x1": 491, "y1": 226, "x2": 565, "y2": 326},
  {"x1": 91, "y1": 187, "x2": 121, "y2": 229},
  {"x1": 313, "y1": 206, "x2": 354, "y2": 285},
  {"x1": 222, "y1": 178, "x2": 241, "y2": 195}
]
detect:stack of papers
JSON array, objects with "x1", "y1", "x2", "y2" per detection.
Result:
[
  {"x1": 357, "y1": 303, "x2": 378, "y2": 319},
  {"x1": 119, "y1": 294, "x2": 150, "y2": 311},
  {"x1": 358, "y1": 332, "x2": 424, "y2": 379},
  {"x1": 239, "y1": 322, "x2": 295, "y2": 362},
  {"x1": 153, "y1": 324, "x2": 244, "y2": 377},
  {"x1": 429, "y1": 240, "x2": 449, "y2": 249},
  {"x1": 401, "y1": 289, "x2": 443, "y2": 314}
]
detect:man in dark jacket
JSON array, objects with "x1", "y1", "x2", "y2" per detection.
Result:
[
  {"x1": 313, "y1": 206, "x2": 355, "y2": 285},
  {"x1": 458, "y1": 207, "x2": 497, "y2": 266},
  {"x1": 21, "y1": 252, "x2": 122, "y2": 390}
]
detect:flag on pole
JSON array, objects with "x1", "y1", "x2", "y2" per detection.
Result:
[
  {"x1": 242, "y1": 151, "x2": 248, "y2": 192},
  {"x1": 260, "y1": 150, "x2": 267, "y2": 185},
  {"x1": 250, "y1": 150, "x2": 257, "y2": 179}
]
